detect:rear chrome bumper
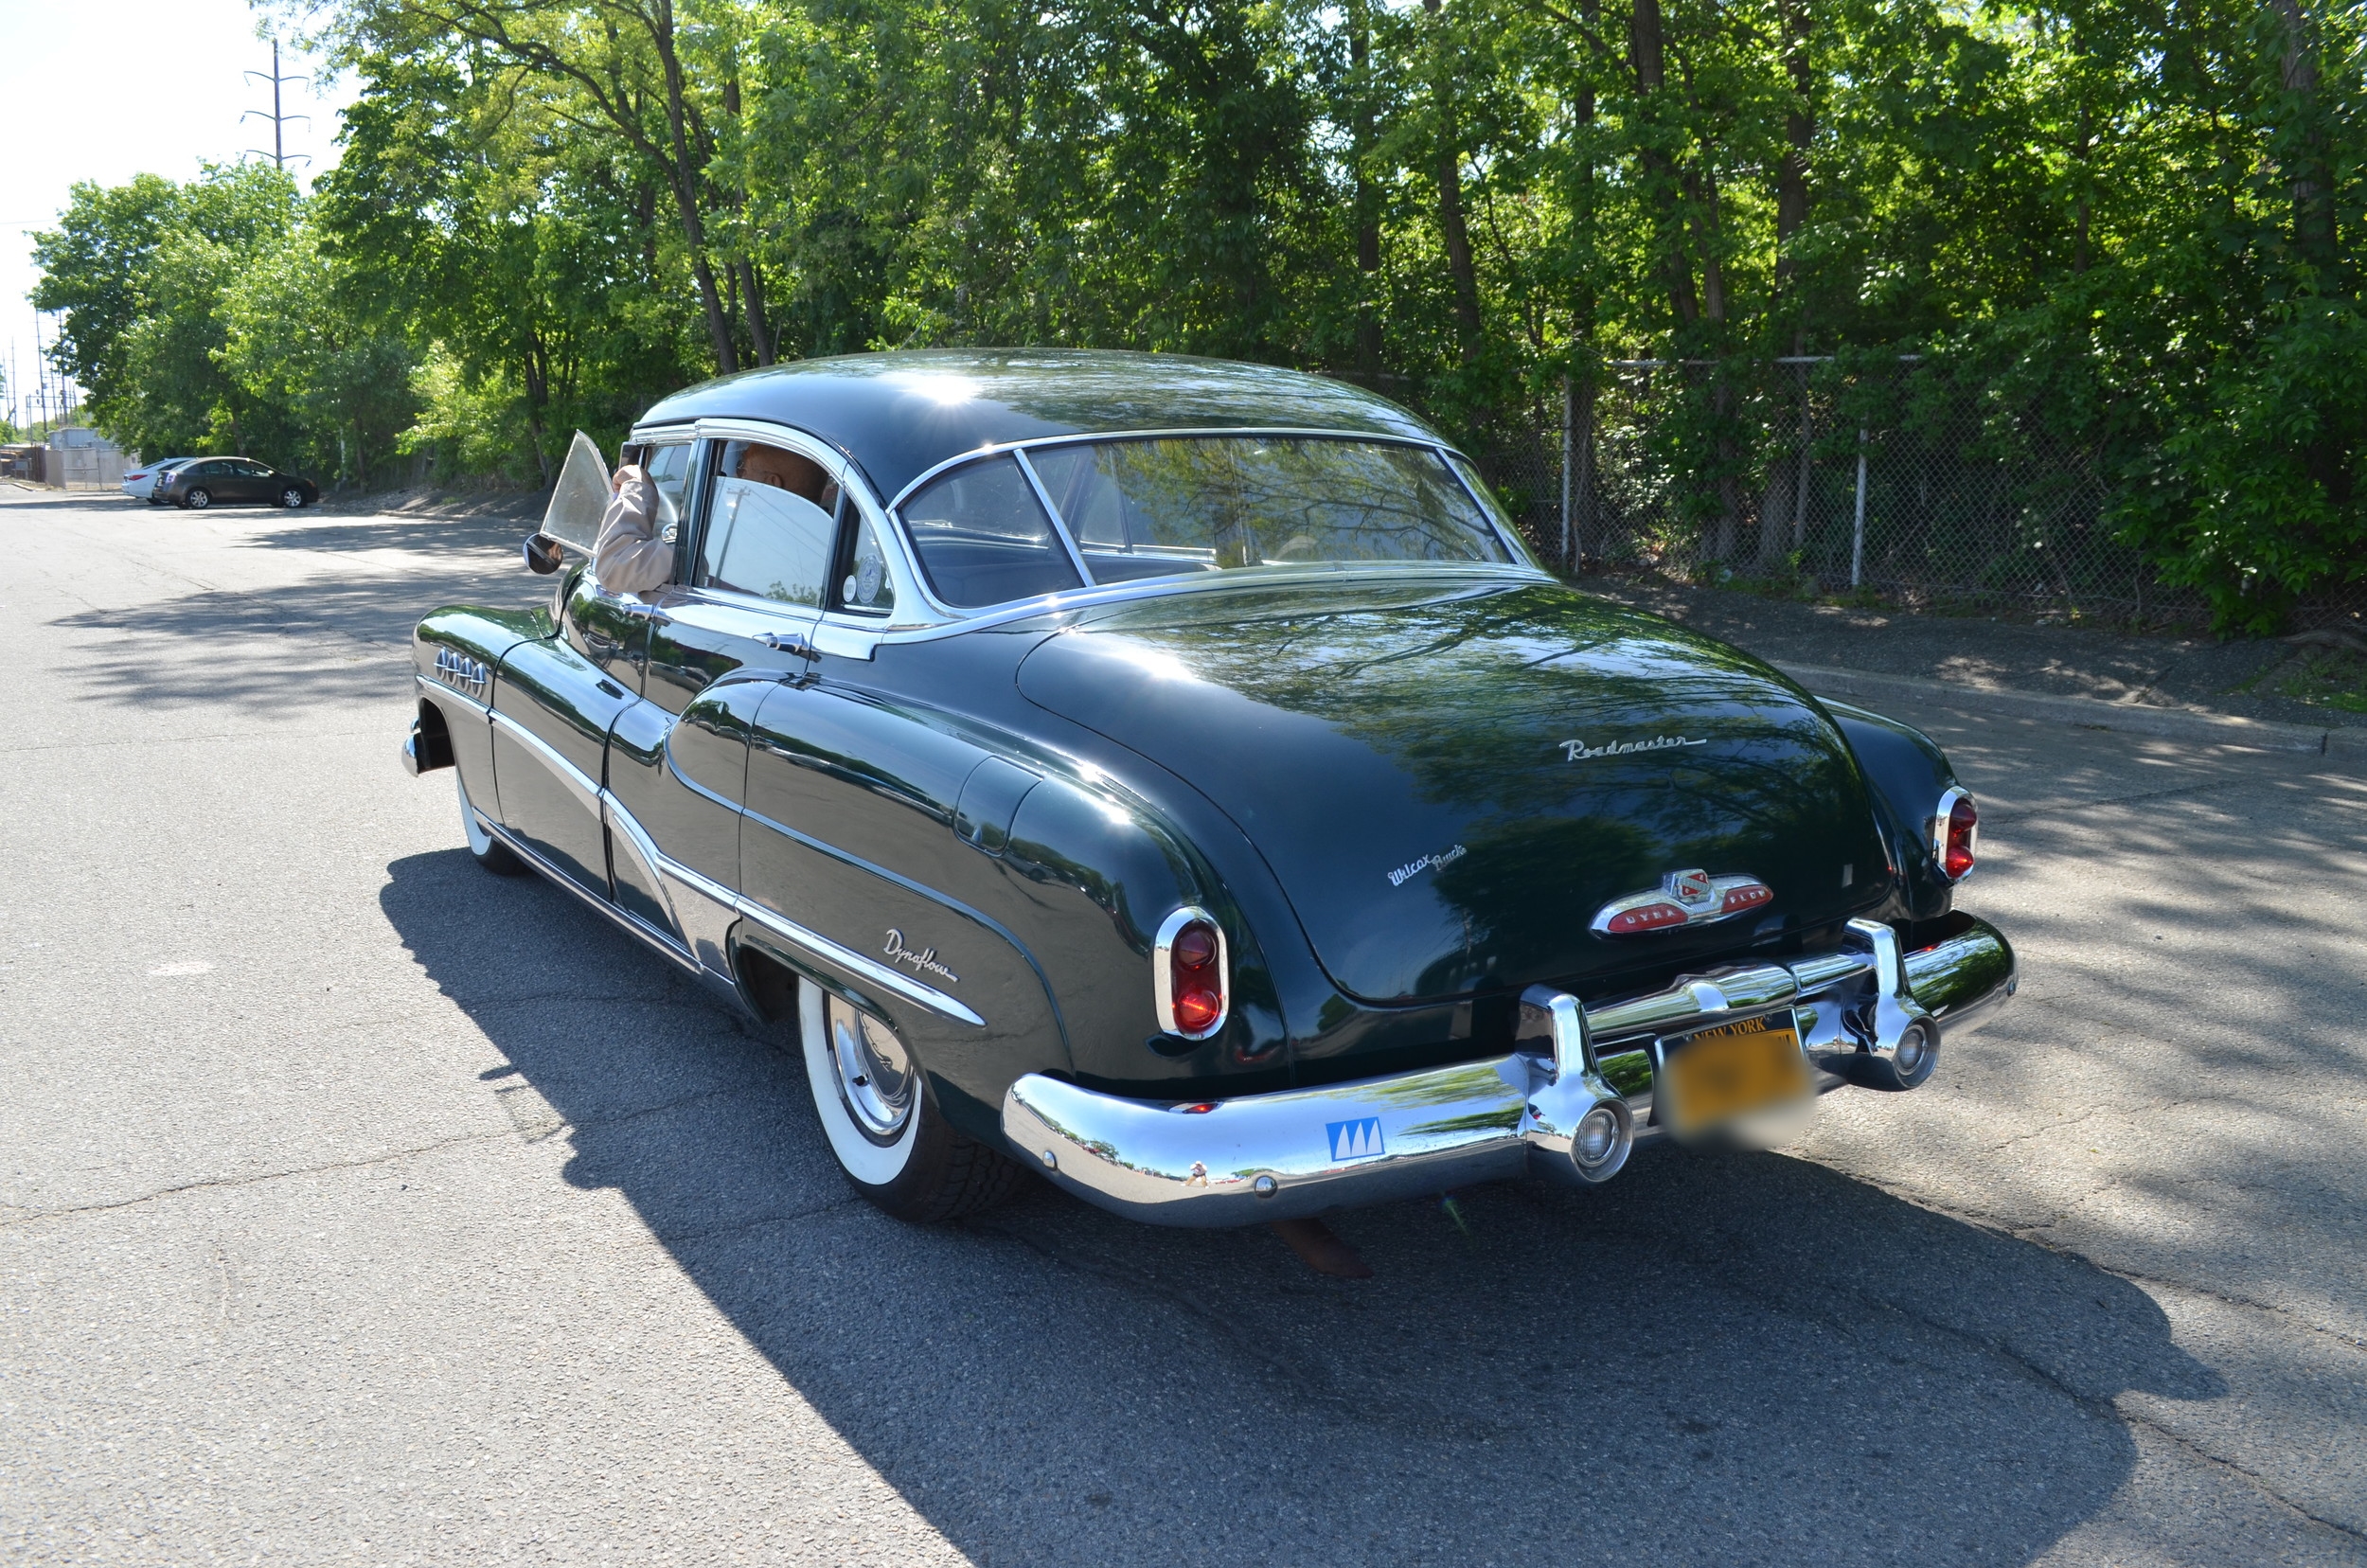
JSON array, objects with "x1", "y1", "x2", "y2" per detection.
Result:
[{"x1": 1002, "y1": 915, "x2": 2017, "y2": 1227}]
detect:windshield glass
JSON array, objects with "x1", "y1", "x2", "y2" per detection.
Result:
[{"x1": 969, "y1": 436, "x2": 1514, "y2": 595}]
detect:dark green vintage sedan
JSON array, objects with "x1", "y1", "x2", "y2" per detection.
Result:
[{"x1": 403, "y1": 350, "x2": 2013, "y2": 1226}]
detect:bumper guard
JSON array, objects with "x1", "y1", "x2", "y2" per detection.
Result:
[{"x1": 1001, "y1": 914, "x2": 2016, "y2": 1226}]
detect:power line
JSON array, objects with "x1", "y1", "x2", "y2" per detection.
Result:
[{"x1": 242, "y1": 41, "x2": 311, "y2": 170}]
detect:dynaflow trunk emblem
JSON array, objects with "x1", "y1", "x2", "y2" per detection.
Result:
[{"x1": 1590, "y1": 869, "x2": 1775, "y2": 935}]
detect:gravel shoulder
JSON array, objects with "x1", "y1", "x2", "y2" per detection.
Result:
[{"x1": 1595, "y1": 573, "x2": 2366, "y2": 732}]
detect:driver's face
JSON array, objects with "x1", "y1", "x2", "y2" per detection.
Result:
[{"x1": 738, "y1": 446, "x2": 808, "y2": 493}]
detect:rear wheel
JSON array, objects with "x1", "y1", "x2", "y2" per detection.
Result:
[
  {"x1": 184, "y1": 487, "x2": 211, "y2": 510},
  {"x1": 457, "y1": 772, "x2": 525, "y2": 876},
  {"x1": 800, "y1": 983, "x2": 1022, "y2": 1221},
  {"x1": 279, "y1": 487, "x2": 306, "y2": 509}
]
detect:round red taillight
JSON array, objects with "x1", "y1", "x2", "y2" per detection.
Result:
[
  {"x1": 1942, "y1": 793, "x2": 1978, "y2": 880},
  {"x1": 1173, "y1": 984, "x2": 1222, "y2": 1033},
  {"x1": 1159, "y1": 913, "x2": 1228, "y2": 1038}
]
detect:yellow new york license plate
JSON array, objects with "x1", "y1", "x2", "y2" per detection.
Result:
[{"x1": 1657, "y1": 1012, "x2": 1811, "y2": 1136}]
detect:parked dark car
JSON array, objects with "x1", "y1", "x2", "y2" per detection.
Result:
[
  {"x1": 402, "y1": 350, "x2": 2014, "y2": 1227},
  {"x1": 157, "y1": 456, "x2": 317, "y2": 509}
]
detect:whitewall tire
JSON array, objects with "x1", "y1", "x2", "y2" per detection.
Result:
[{"x1": 795, "y1": 977, "x2": 1023, "y2": 1221}]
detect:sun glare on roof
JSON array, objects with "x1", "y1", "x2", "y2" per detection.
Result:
[{"x1": 892, "y1": 373, "x2": 982, "y2": 405}]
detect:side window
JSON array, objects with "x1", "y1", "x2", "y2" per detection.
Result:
[
  {"x1": 834, "y1": 513, "x2": 898, "y2": 615},
  {"x1": 643, "y1": 442, "x2": 692, "y2": 543},
  {"x1": 899, "y1": 454, "x2": 1082, "y2": 608},
  {"x1": 698, "y1": 440, "x2": 842, "y2": 607}
]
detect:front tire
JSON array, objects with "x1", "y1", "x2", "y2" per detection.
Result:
[
  {"x1": 280, "y1": 487, "x2": 307, "y2": 509},
  {"x1": 799, "y1": 983, "x2": 1021, "y2": 1221},
  {"x1": 457, "y1": 772, "x2": 525, "y2": 876},
  {"x1": 184, "y1": 487, "x2": 211, "y2": 510}
]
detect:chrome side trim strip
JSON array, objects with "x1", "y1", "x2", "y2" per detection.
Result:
[
  {"x1": 598, "y1": 788, "x2": 680, "y2": 935},
  {"x1": 416, "y1": 671, "x2": 490, "y2": 721},
  {"x1": 481, "y1": 818, "x2": 700, "y2": 974},
  {"x1": 724, "y1": 888, "x2": 987, "y2": 1027},
  {"x1": 488, "y1": 707, "x2": 602, "y2": 817}
]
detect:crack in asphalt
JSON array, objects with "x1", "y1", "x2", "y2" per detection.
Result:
[{"x1": 0, "y1": 1082, "x2": 776, "y2": 1232}]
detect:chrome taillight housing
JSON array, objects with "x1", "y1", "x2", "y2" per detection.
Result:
[
  {"x1": 1153, "y1": 907, "x2": 1229, "y2": 1040},
  {"x1": 1933, "y1": 788, "x2": 1978, "y2": 881}
]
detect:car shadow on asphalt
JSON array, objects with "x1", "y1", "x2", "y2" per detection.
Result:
[
  {"x1": 49, "y1": 564, "x2": 543, "y2": 714},
  {"x1": 382, "y1": 846, "x2": 2223, "y2": 1566}
]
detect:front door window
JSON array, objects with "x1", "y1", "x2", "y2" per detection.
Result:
[{"x1": 698, "y1": 440, "x2": 842, "y2": 606}]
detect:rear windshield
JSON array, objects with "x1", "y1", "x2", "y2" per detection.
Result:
[{"x1": 898, "y1": 436, "x2": 1513, "y2": 607}]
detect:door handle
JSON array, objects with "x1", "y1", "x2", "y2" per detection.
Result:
[{"x1": 758, "y1": 631, "x2": 819, "y2": 659}]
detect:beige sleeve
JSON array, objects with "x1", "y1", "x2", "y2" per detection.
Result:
[{"x1": 591, "y1": 468, "x2": 673, "y2": 595}]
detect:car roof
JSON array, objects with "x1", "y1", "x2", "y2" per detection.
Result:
[{"x1": 633, "y1": 348, "x2": 1443, "y2": 504}]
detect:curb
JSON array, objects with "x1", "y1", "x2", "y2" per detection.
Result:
[{"x1": 1777, "y1": 662, "x2": 2366, "y2": 765}]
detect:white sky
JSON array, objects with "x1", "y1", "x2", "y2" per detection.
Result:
[{"x1": 0, "y1": 0, "x2": 360, "y2": 429}]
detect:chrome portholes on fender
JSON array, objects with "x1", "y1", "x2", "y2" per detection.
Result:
[
  {"x1": 799, "y1": 981, "x2": 925, "y2": 1185},
  {"x1": 826, "y1": 995, "x2": 918, "y2": 1145}
]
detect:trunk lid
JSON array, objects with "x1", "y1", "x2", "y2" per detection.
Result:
[{"x1": 1016, "y1": 574, "x2": 1889, "y2": 1003}]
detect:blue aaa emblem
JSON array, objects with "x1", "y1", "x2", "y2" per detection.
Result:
[{"x1": 1326, "y1": 1117, "x2": 1385, "y2": 1162}]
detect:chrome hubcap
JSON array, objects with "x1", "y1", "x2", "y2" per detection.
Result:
[{"x1": 826, "y1": 997, "x2": 916, "y2": 1144}]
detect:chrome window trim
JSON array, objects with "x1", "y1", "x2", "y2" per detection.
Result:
[
  {"x1": 881, "y1": 426, "x2": 1471, "y2": 514},
  {"x1": 1010, "y1": 447, "x2": 1096, "y2": 587},
  {"x1": 1151, "y1": 906, "x2": 1230, "y2": 1040},
  {"x1": 884, "y1": 427, "x2": 1520, "y2": 623},
  {"x1": 1440, "y1": 451, "x2": 1539, "y2": 567}
]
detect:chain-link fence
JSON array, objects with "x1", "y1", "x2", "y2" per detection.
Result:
[{"x1": 1455, "y1": 357, "x2": 2204, "y2": 623}]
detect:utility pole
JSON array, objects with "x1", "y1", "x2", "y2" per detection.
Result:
[{"x1": 242, "y1": 42, "x2": 311, "y2": 169}]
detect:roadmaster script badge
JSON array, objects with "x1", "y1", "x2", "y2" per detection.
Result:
[{"x1": 1561, "y1": 735, "x2": 1707, "y2": 761}]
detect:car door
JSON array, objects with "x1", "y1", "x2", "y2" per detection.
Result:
[
  {"x1": 222, "y1": 459, "x2": 268, "y2": 502},
  {"x1": 180, "y1": 460, "x2": 226, "y2": 501},
  {"x1": 604, "y1": 428, "x2": 840, "y2": 975},
  {"x1": 486, "y1": 435, "x2": 694, "y2": 906}
]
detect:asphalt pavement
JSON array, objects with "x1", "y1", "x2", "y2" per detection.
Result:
[{"x1": 3, "y1": 485, "x2": 2362, "y2": 1566}]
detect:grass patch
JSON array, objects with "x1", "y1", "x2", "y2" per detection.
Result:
[{"x1": 2269, "y1": 646, "x2": 2367, "y2": 713}]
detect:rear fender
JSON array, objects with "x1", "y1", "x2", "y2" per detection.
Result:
[{"x1": 1824, "y1": 700, "x2": 1963, "y2": 921}]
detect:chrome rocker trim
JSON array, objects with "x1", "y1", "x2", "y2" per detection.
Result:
[{"x1": 1003, "y1": 916, "x2": 2017, "y2": 1227}]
